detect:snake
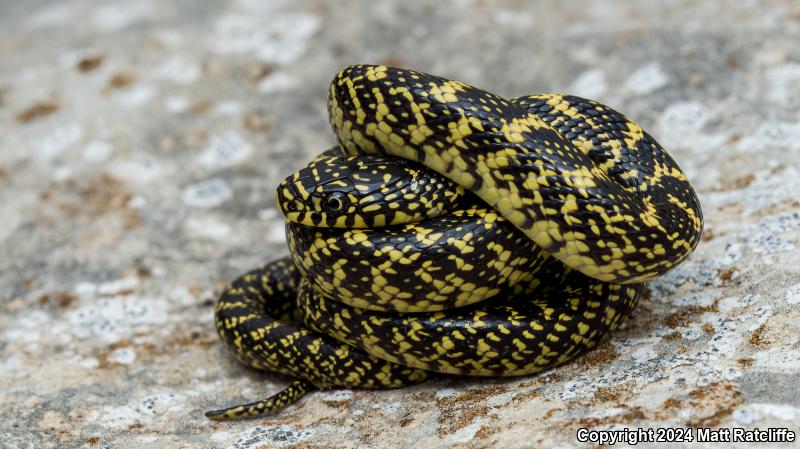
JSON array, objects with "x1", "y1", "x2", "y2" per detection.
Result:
[{"x1": 205, "y1": 65, "x2": 702, "y2": 420}]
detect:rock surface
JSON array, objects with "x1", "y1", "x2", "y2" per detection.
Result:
[{"x1": 2, "y1": 1, "x2": 800, "y2": 448}]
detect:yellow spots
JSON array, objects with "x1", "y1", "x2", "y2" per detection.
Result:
[
  {"x1": 441, "y1": 337, "x2": 455, "y2": 350},
  {"x1": 428, "y1": 82, "x2": 460, "y2": 103},
  {"x1": 333, "y1": 266, "x2": 347, "y2": 281},
  {"x1": 560, "y1": 195, "x2": 578, "y2": 214},
  {"x1": 409, "y1": 124, "x2": 434, "y2": 145},
  {"x1": 362, "y1": 203, "x2": 382, "y2": 213},
  {"x1": 350, "y1": 129, "x2": 376, "y2": 152},
  {"x1": 448, "y1": 116, "x2": 476, "y2": 143},
  {"x1": 563, "y1": 239, "x2": 591, "y2": 254},
  {"x1": 365, "y1": 64, "x2": 388, "y2": 81},
  {"x1": 485, "y1": 154, "x2": 511, "y2": 169},
  {"x1": 452, "y1": 238, "x2": 475, "y2": 254},
  {"x1": 495, "y1": 196, "x2": 525, "y2": 216},
  {"x1": 414, "y1": 228, "x2": 443, "y2": 245},
  {"x1": 377, "y1": 120, "x2": 393, "y2": 137},
  {"x1": 376, "y1": 102, "x2": 390, "y2": 121},
  {"x1": 343, "y1": 231, "x2": 373, "y2": 248},
  {"x1": 476, "y1": 339, "x2": 496, "y2": 357},
  {"x1": 214, "y1": 66, "x2": 697, "y2": 395},
  {"x1": 333, "y1": 215, "x2": 349, "y2": 227}
]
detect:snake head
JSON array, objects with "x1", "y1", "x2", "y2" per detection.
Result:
[
  {"x1": 276, "y1": 150, "x2": 463, "y2": 228},
  {"x1": 277, "y1": 170, "x2": 357, "y2": 227}
]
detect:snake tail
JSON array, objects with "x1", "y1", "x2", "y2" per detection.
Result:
[
  {"x1": 205, "y1": 379, "x2": 315, "y2": 420},
  {"x1": 207, "y1": 257, "x2": 428, "y2": 420}
]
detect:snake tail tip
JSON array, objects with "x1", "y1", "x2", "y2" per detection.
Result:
[
  {"x1": 204, "y1": 408, "x2": 234, "y2": 421},
  {"x1": 205, "y1": 380, "x2": 315, "y2": 421}
]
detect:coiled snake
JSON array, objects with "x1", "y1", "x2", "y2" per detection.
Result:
[{"x1": 205, "y1": 65, "x2": 702, "y2": 420}]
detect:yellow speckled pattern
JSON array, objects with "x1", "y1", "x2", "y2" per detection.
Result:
[
  {"x1": 278, "y1": 148, "x2": 464, "y2": 229},
  {"x1": 206, "y1": 379, "x2": 314, "y2": 421},
  {"x1": 298, "y1": 262, "x2": 642, "y2": 375},
  {"x1": 287, "y1": 203, "x2": 551, "y2": 312},
  {"x1": 207, "y1": 260, "x2": 428, "y2": 420},
  {"x1": 328, "y1": 65, "x2": 703, "y2": 283},
  {"x1": 208, "y1": 65, "x2": 701, "y2": 420}
]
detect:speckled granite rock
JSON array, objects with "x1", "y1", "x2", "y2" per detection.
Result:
[{"x1": 2, "y1": 1, "x2": 800, "y2": 448}]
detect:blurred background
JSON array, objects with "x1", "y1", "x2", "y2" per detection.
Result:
[{"x1": 2, "y1": 1, "x2": 800, "y2": 448}]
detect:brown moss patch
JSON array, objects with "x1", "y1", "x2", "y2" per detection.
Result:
[
  {"x1": 511, "y1": 389, "x2": 539, "y2": 404},
  {"x1": 243, "y1": 112, "x2": 272, "y2": 132},
  {"x1": 36, "y1": 291, "x2": 78, "y2": 308},
  {"x1": 97, "y1": 341, "x2": 133, "y2": 369},
  {"x1": 686, "y1": 382, "x2": 745, "y2": 427},
  {"x1": 552, "y1": 383, "x2": 740, "y2": 433},
  {"x1": 750, "y1": 323, "x2": 767, "y2": 345},
  {"x1": 581, "y1": 341, "x2": 619, "y2": 366},
  {"x1": 106, "y1": 72, "x2": 136, "y2": 90},
  {"x1": 594, "y1": 386, "x2": 620, "y2": 402},
  {"x1": 166, "y1": 330, "x2": 216, "y2": 349},
  {"x1": 16, "y1": 99, "x2": 60, "y2": 123},
  {"x1": 664, "y1": 300, "x2": 720, "y2": 329},
  {"x1": 120, "y1": 265, "x2": 152, "y2": 279},
  {"x1": 663, "y1": 331, "x2": 683, "y2": 341},
  {"x1": 190, "y1": 99, "x2": 211, "y2": 114},
  {"x1": 444, "y1": 404, "x2": 489, "y2": 434},
  {"x1": 46, "y1": 173, "x2": 140, "y2": 228},
  {"x1": 77, "y1": 55, "x2": 104, "y2": 72},
  {"x1": 543, "y1": 373, "x2": 559, "y2": 383},
  {"x1": 573, "y1": 406, "x2": 646, "y2": 429},
  {"x1": 726, "y1": 173, "x2": 755, "y2": 190},
  {"x1": 37, "y1": 410, "x2": 77, "y2": 442},
  {"x1": 436, "y1": 385, "x2": 508, "y2": 434},
  {"x1": 726, "y1": 132, "x2": 742, "y2": 143},
  {"x1": 754, "y1": 199, "x2": 800, "y2": 218},
  {"x1": 718, "y1": 268, "x2": 736, "y2": 282},
  {"x1": 737, "y1": 358, "x2": 753, "y2": 368},
  {"x1": 543, "y1": 407, "x2": 561, "y2": 420},
  {"x1": 474, "y1": 423, "x2": 499, "y2": 440},
  {"x1": 248, "y1": 64, "x2": 274, "y2": 83}
]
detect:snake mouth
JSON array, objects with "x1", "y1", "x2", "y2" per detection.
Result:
[{"x1": 277, "y1": 182, "x2": 331, "y2": 227}]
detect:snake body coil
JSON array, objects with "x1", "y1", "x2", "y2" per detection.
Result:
[{"x1": 206, "y1": 65, "x2": 702, "y2": 420}]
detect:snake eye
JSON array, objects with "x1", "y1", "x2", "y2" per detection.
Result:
[{"x1": 325, "y1": 192, "x2": 348, "y2": 212}]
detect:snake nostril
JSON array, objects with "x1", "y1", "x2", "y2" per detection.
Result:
[{"x1": 279, "y1": 182, "x2": 303, "y2": 209}]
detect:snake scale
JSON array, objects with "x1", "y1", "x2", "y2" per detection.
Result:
[{"x1": 206, "y1": 65, "x2": 702, "y2": 420}]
